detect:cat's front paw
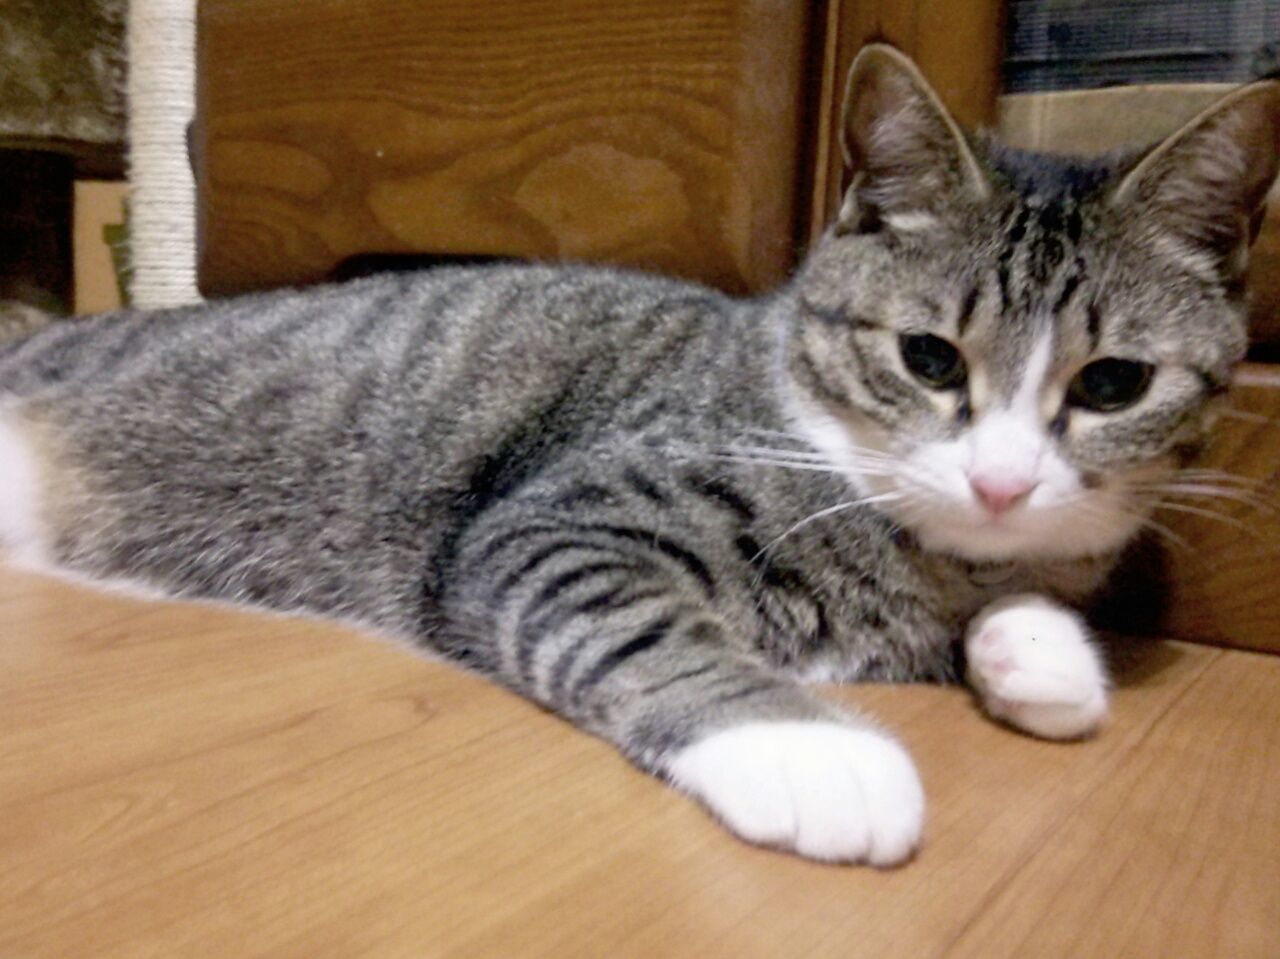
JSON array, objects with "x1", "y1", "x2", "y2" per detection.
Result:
[
  {"x1": 966, "y1": 594, "x2": 1108, "y2": 740},
  {"x1": 665, "y1": 721, "x2": 923, "y2": 865}
]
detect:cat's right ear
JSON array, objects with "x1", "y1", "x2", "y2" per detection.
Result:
[
  {"x1": 836, "y1": 44, "x2": 990, "y2": 236},
  {"x1": 1110, "y1": 79, "x2": 1280, "y2": 283}
]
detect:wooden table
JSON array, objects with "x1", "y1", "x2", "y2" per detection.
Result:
[{"x1": 3, "y1": 565, "x2": 1277, "y2": 958}]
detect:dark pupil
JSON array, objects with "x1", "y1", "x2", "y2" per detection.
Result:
[
  {"x1": 900, "y1": 334, "x2": 965, "y2": 389},
  {"x1": 1069, "y1": 358, "x2": 1154, "y2": 412}
]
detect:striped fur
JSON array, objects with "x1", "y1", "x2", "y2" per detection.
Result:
[{"x1": 1, "y1": 47, "x2": 1275, "y2": 863}]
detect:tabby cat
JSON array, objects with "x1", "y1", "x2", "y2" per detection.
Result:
[{"x1": 2, "y1": 47, "x2": 1277, "y2": 864}]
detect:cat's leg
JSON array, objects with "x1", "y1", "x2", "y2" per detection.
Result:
[
  {"x1": 965, "y1": 593, "x2": 1108, "y2": 740},
  {"x1": 452, "y1": 521, "x2": 924, "y2": 865},
  {"x1": 562, "y1": 619, "x2": 926, "y2": 866}
]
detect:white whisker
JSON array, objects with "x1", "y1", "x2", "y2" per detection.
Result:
[
  {"x1": 1217, "y1": 408, "x2": 1278, "y2": 425},
  {"x1": 714, "y1": 444, "x2": 834, "y2": 462},
  {"x1": 737, "y1": 427, "x2": 815, "y2": 445},
  {"x1": 1069, "y1": 497, "x2": 1191, "y2": 551},
  {"x1": 1143, "y1": 499, "x2": 1257, "y2": 533},
  {"x1": 695, "y1": 455, "x2": 848, "y2": 475},
  {"x1": 753, "y1": 493, "x2": 904, "y2": 564},
  {"x1": 1129, "y1": 482, "x2": 1275, "y2": 513},
  {"x1": 1164, "y1": 467, "x2": 1263, "y2": 487}
]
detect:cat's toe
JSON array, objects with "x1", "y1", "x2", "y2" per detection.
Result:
[
  {"x1": 966, "y1": 595, "x2": 1108, "y2": 740},
  {"x1": 664, "y1": 720, "x2": 924, "y2": 865}
]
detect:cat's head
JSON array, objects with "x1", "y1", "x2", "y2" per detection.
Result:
[{"x1": 786, "y1": 44, "x2": 1280, "y2": 562}]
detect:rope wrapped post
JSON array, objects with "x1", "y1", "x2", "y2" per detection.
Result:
[{"x1": 126, "y1": 0, "x2": 200, "y2": 308}]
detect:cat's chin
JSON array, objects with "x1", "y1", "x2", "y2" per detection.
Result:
[{"x1": 904, "y1": 509, "x2": 1140, "y2": 564}]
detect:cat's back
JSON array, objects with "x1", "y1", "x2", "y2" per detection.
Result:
[
  {"x1": 0, "y1": 261, "x2": 735, "y2": 408},
  {"x1": 0, "y1": 262, "x2": 746, "y2": 543}
]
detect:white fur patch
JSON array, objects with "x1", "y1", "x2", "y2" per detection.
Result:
[
  {"x1": 0, "y1": 404, "x2": 49, "y2": 566},
  {"x1": 665, "y1": 720, "x2": 924, "y2": 865},
  {"x1": 881, "y1": 211, "x2": 940, "y2": 233},
  {"x1": 965, "y1": 594, "x2": 1109, "y2": 740},
  {"x1": 1013, "y1": 330, "x2": 1054, "y2": 416}
]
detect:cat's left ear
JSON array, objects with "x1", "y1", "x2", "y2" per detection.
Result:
[
  {"x1": 837, "y1": 44, "x2": 991, "y2": 236},
  {"x1": 1111, "y1": 79, "x2": 1280, "y2": 281}
]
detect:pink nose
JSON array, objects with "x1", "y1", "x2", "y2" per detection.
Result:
[{"x1": 969, "y1": 475, "x2": 1038, "y2": 515}]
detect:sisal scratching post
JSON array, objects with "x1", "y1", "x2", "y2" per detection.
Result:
[{"x1": 126, "y1": 0, "x2": 201, "y2": 308}]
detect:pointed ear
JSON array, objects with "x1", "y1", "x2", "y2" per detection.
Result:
[
  {"x1": 1111, "y1": 79, "x2": 1280, "y2": 280},
  {"x1": 837, "y1": 44, "x2": 990, "y2": 235}
]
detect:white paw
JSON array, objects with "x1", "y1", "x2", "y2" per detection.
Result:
[
  {"x1": 966, "y1": 594, "x2": 1108, "y2": 740},
  {"x1": 664, "y1": 720, "x2": 924, "y2": 865}
]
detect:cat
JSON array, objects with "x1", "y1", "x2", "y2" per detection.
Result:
[{"x1": 1, "y1": 45, "x2": 1277, "y2": 865}]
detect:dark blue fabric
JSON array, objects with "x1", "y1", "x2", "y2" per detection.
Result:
[{"x1": 1004, "y1": 0, "x2": 1280, "y2": 92}]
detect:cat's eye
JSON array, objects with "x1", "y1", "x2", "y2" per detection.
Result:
[
  {"x1": 1066, "y1": 358, "x2": 1154, "y2": 413},
  {"x1": 899, "y1": 334, "x2": 966, "y2": 390}
]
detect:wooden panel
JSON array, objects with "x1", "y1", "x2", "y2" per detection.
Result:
[
  {"x1": 73, "y1": 180, "x2": 128, "y2": 315},
  {"x1": 1244, "y1": 196, "x2": 1280, "y2": 347},
  {"x1": 806, "y1": 0, "x2": 1006, "y2": 242},
  {"x1": 999, "y1": 85, "x2": 1280, "y2": 346},
  {"x1": 195, "y1": 0, "x2": 809, "y2": 298},
  {"x1": 1156, "y1": 363, "x2": 1280, "y2": 653},
  {"x1": 1, "y1": 565, "x2": 1277, "y2": 958}
]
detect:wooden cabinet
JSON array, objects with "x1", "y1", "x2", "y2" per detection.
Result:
[
  {"x1": 196, "y1": 0, "x2": 815, "y2": 297},
  {"x1": 1156, "y1": 366, "x2": 1280, "y2": 655},
  {"x1": 195, "y1": 0, "x2": 1008, "y2": 297}
]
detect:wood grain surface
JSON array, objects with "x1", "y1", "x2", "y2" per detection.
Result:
[
  {"x1": 805, "y1": 0, "x2": 1005, "y2": 242},
  {"x1": 2, "y1": 565, "x2": 1277, "y2": 958},
  {"x1": 73, "y1": 180, "x2": 128, "y2": 315},
  {"x1": 1157, "y1": 363, "x2": 1280, "y2": 653},
  {"x1": 196, "y1": 0, "x2": 809, "y2": 298}
]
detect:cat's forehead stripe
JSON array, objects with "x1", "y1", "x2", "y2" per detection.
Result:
[
  {"x1": 994, "y1": 195, "x2": 1088, "y2": 321},
  {"x1": 1085, "y1": 303, "x2": 1102, "y2": 352}
]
